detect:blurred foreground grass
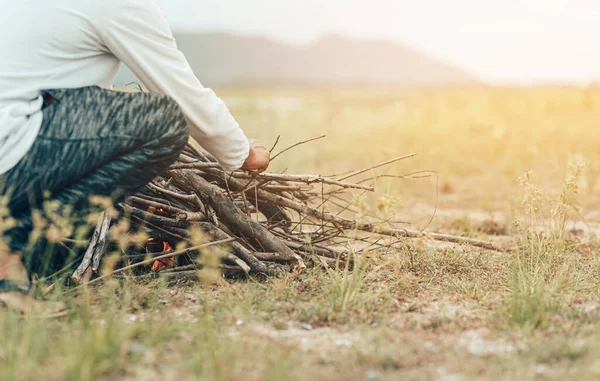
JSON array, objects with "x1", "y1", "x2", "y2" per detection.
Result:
[{"x1": 4, "y1": 86, "x2": 600, "y2": 381}]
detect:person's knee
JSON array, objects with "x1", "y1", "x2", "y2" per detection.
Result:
[{"x1": 156, "y1": 95, "x2": 189, "y2": 151}]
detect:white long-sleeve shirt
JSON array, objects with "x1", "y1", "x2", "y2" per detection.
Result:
[{"x1": 0, "y1": 0, "x2": 250, "y2": 174}]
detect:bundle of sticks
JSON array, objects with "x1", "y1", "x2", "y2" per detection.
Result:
[{"x1": 72, "y1": 139, "x2": 498, "y2": 285}]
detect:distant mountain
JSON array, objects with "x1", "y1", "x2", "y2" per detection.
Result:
[{"x1": 116, "y1": 32, "x2": 478, "y2": 87}]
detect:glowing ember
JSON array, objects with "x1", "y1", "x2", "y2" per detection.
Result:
[
  {"x1": 148, "y1": 206, "x2": 169, "y2": 216},
  {"x1": 147, "y1": 240, "x2": 175, "y2": 272}
]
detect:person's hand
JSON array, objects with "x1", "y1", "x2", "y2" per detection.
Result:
[{"x1": 241, "y1": 139, "x2": 270, "y2": 176}]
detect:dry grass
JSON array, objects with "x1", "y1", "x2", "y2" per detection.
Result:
[{"x1": 3, "y1": 86, "x2": 600, "y2": 380}]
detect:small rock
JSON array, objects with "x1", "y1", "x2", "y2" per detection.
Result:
[
  {"x1": 536, "y1": 364, "x2": 549, "y2": 374},
  {"x1": 300, "y1": 323, "x2": 313, "y2": 331},
  {"x1": 584, "y1": 304, "x2": 597, "y2": 313}
]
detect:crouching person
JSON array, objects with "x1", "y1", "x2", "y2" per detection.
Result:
[{"x1": 0, "y1": 1, "x2": 270, "y2": 315}]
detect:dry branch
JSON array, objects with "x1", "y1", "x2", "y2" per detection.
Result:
[{"x1": 72, "y1": 210, "x2": 112, "y2": 284}]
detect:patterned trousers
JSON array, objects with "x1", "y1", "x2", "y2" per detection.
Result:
[{"x1": 0, "y1": 86, "x2": 189, "y2": 276}]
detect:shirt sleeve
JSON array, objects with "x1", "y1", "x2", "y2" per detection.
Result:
[{"x1": 98, "y1": 0, "x2": 249, "y2": 171}]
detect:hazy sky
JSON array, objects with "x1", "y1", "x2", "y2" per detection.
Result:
[{"x1": 155, "y1": 0, "x2": 600, "y2": 85}]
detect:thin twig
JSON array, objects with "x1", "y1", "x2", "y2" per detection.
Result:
[
  {"x1": 418, "y1": 171, "x2": 440, "y2": 233},
  {"x1": 336, "y1": 153, "x2": 417, "y2": 181},
  {"x1": 270, "y1": 135, "x2": 326, "y2": 162},
  {"x1": 269, "y1": 135, "x2": 281, "y2": 153},
  {"x1": 355, "y1": 170, "x2": 438, "y2": 184}
]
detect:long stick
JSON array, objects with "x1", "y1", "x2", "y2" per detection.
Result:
[
  {"x1": 336, "y1": 153, "x2": 417, "y2": 181},
  {"x1": 227, "y1": 172, "x2": 374, "y2": 191},
  {"x1": 169, "y1": 162, "x2": 221, "y2": 170}
]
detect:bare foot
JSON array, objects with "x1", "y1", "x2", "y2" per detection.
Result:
[{"x1": 0, "y1": 292, "x2": 69, "y2": 318}]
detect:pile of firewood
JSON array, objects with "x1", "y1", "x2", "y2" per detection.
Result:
[{"x1": 72, "y1": 140, "x2": 498, "y2": 285}]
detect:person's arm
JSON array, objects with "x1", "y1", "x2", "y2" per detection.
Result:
[{"x1": 97, "y1": 0, "x2": 251, "y2": 171}]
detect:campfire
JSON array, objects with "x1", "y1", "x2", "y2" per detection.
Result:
[{"x1": 72, "y1": 139, "x2": 498, "y2": 285}]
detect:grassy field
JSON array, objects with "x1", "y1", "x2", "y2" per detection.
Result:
[{"x1": 3, "y1": 86, "x2": 600, "y2": 380}]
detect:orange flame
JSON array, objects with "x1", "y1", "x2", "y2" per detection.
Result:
[{"x1": 151, "y1": 241, "x2": 175, "y2": 272}]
